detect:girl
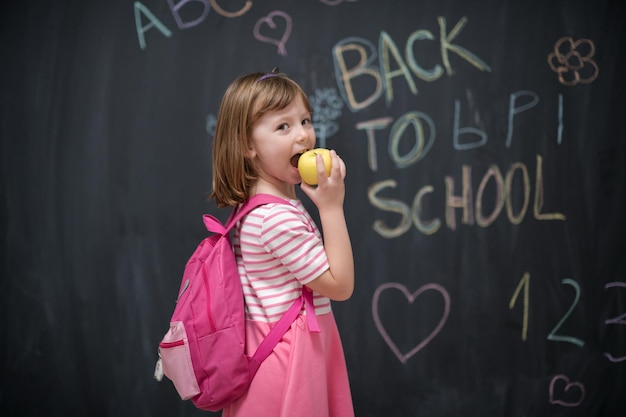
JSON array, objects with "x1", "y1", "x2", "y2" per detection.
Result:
[{"x1": 210, "y1": 70, "x2": 355, "y2": 417}]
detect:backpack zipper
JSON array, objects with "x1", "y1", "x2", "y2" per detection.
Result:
[
  {"x1": 203, "y1": 264, "x2": 217, "y2": 332},
  {"x1": 176, "y1": 279, "x2": 190, "y2": 302},
  {"x1": 159, "y1": 340, "x2": 185, "y2": 348}
]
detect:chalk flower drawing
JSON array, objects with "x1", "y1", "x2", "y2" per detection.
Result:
[
  {"x1": 309, "y1": 87, "x2": 344, "y2": 148},
  {"x1": 548, "y1": 37, "x2": 599, "y2": 86}
]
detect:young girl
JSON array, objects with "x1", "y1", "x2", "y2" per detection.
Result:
[{"x1": 210, "y1": 70, "x2": 355, "y2": 417}]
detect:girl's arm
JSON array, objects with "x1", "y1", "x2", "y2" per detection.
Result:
[{"x1": 300, "y1": 150, "x2": 354, "y2": 301}]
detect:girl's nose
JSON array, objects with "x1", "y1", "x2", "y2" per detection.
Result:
[{"x1": 294, "y1": 124, "x2": 309, "y2": 142}]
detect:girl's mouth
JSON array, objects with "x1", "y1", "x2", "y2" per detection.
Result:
[{"x1": 290, "y1": 153, "x2": 302, "y2": 168}]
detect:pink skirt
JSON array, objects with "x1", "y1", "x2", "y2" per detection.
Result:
[{"x1": 222, "y1": 312, "x2": 354, "y2": 417}]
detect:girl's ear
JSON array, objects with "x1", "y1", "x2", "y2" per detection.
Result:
[{"x1": 245, "y1": 144, "x2": 257, "y2": 159}]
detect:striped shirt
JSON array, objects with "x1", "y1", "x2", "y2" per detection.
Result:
[{"x1": 232, "y1": 199, "x2": 332, "y2": 323}]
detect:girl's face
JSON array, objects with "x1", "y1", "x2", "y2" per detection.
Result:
[{"x1": 248, "y1": 95, "x2": 316, "y2": 197}]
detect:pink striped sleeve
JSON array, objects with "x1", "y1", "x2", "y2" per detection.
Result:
[{"x1": 259, "y1": 203, "x2": 329, "y2": 285}]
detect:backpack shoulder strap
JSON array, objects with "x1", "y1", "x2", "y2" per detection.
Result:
[
  {"x1": 224, "y1": 194, "x2": 292, "y2": 233},
  {"x1": 248, "y1": 288, "x2": 319, "y2": 376},
  {"x1": 201, "y1": 194, "x2": 290, "y2": 236}
]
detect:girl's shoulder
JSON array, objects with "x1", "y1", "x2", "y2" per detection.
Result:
[
  {"x1": 252, "y1": 199, "x2": 306, "y2": 220},
  {"x1": 247, "y1": 199, "x2": 314, "y2": 232}
]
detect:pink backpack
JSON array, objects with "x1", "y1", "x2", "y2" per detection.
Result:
[{"x1": 154, "y1": 194, "x2": 318, "y2": 411}]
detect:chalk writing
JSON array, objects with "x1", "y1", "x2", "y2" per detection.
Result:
[
  {"x1": 547, "y1": 278, "x2": 584, "y2": 347},
  {"x1": 368, "y1": 155, "x2": 565, "y2": 238},
  {"x1": 167, "y1": 0, "x2": 209, "y2": 29},
  {"x1": 372, "y1": 282, "x2": 450, "y2": 364},
  {"x1": 134, "y1": 0, "x2": 255, "y2": 50},
  {"x1": 507, "y1": 276, "x2": 625, "y2": 363},
  {"x1": 604, "y1": 282, "x2": 626, "y2": 325},
  {"x1": 603, "y1": 282, "x2": 626, "y2": 362},
  {"x1": 390, "y1": 112, "x2": 435, "y2": 168},
  {"x1": 356, "y1": 111, "x2": 435, "y2": 171},
  {"x1": 509, "y1": 272, "x2": 530, "y2": 341},
  {"x1": 453, "y1": 98, "x2": 486, "y2": 150},
  {"x1": 332, "y1": 17, "x2": 491, "y2": 111},
  {"x1": 557, "y1": 94, "x2": 564, "y2": 144},
  {"x1": 505, "y1": 162, "x2": 530, "y2": 225},
  {"x1": 355, "y1": 117, "x2": 392, "y2": 172},
  {"x1": 506, "y1": 91, "x2": 539, "y2": 148},
  {"x1": 309, "y1": 87, "x2": 344, "y2": 148},
  {"x1": 134, "y1": 2, "x2": 173, "y2": 50},
  {"x1": 357, "y1": 90, "x2": 562, "y2": 172},
  {"x1": 332, "y1": 36, "x2": 381, "y2": 111},
  {"x1": 209, "y1": 0, "x2": 252, "y2": 17},
  {"x1": 253, "y1": 11, "x2": 292, "y2": 56},
  {"x1": 549, "y1": 374, "x2": 585, "y2": 407},
  {"x1": 604, "y1": 352, "x2": 626, "y2": 363},
  {"x1": 474, "y1": 165, "x2": 506, "y2": 227},
  {"x1": 548, "y1": 37, "x2": 599, "y2": 86}
]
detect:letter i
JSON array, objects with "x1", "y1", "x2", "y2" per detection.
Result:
[{"x1": 557, "y1": 94, "x2": 563, "y2": 145}]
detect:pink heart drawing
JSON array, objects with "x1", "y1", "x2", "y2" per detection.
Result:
[
  {"x1": 253, "y1": 11, "x2": 292, "y2": 56},
  {"x1": 372, "y1": 282, "x2": 450, "y2": 364},
  {"x1": 549, "y1": 374, "x2": 585, "y2": 407}
]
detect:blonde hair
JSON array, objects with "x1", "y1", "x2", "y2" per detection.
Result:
[{"x1": 209, "y1": 71, "x2": 312, "y2": 207}]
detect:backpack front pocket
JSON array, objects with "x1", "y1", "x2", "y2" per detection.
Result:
[{"x1": 159, "y1": 321, "x2": 201, "y2": 400}]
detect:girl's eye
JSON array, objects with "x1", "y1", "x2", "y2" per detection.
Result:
[
  {"x1": 302, "y1": 118, "x2": 311, "y2": 126},
  {"x1": 277, "y1": 123, "x2": 289, "y2": 131}
]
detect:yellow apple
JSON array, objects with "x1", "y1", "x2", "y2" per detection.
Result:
[{"x1": 297, "y1": 148, "x2": 332, "y2": 185}]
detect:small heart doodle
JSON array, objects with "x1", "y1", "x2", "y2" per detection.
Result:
[
  {"x1": 549, "y1": 374, "x2": 585, "y2": 407},
  {"x1": 253, "y1": 11, "x2": 292, "y2": 56}
]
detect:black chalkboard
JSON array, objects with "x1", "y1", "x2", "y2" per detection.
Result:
[{"x1": 2, "y1": 1, "x2": 625, "y2": 416}]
